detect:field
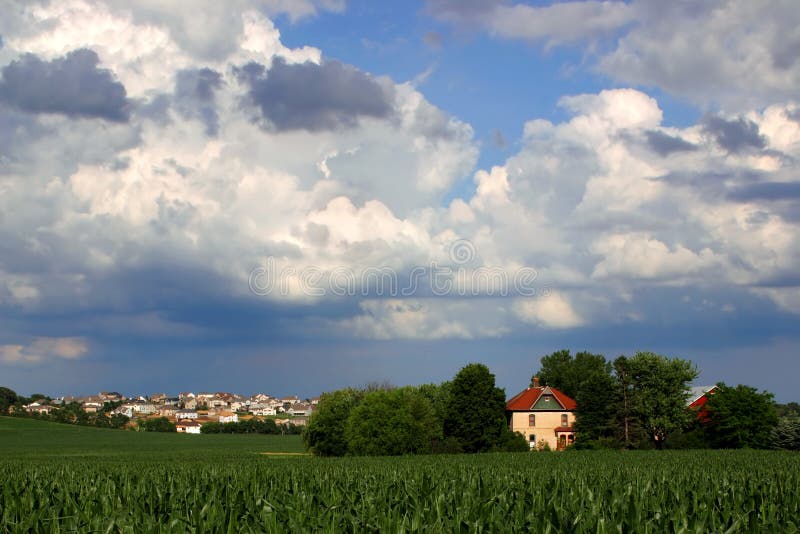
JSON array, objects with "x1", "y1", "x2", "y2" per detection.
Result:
[{"x1": 1, "y1": 417, "x2": 799, "y2": 532}]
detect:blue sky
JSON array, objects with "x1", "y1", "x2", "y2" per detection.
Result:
[{"x1": 1, "y1": 1, "x2": 799, "y2": 401}]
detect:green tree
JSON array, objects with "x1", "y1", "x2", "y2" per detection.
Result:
[
  {"x1": 535, "y1": 350, "x2": 617, "y2": 447},
  {"x1": 702, "y1": 383, "x2": 778, "y2": 449},
  {"x1": 536, "y1": 350, "x2": 610, "y2": 400},
  {"x1": 416, "y1": 381, "x2": 452, "y2": 440},
  {"x1": 303, "y1": 388, "x2": 363, "y2": 456},
  {"x1": 771, "y1": 416, "x2": 800, "y2": 451},
  {"x1": 0, "y1": 387, "x2": 18, "y2": 415},
  {"x1": 573, "y1": 369, "x2": 620, "y2": 447},
  {"x1": 443, "y1": 363, "x2": 507, "y2": 453},
  {"x1": 137, "y1": 417, "x2": 176, "y2": 432},
  {"x1": 346, "y1": 387, "x2": 438, "y2": 456},
  {"x1": 617, "y1": 352, "x2": 698, "y2": 449}
]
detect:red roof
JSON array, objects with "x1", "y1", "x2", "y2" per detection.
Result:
[
  {"x1": 506, "y1": 386, "x2": 577, "y2": 411},
  {"x1": 553, "y1": 426, "x2": 574, "y2": 433}
]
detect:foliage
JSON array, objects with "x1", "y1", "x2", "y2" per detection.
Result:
[
  {"x1": 345, "y1": 387, "x2": 438, "y2": 455},
  {"x1": 201, "y1": 418, "x2": 279, "y2": 434},
  {"x1": 776, "y1": 402, "x2": 800, "y2": 418},
  {"x1": 0, "y1": 387, "x2": 18, "y2": 415},
  {"x1": 137, "y1": 417, "x2": 176, "y2": 433},
  {"x1": 614, "y1": 352, "x2": 697, "y2": 448},
  {"x1": 443, "y1": 363, "x2": 508, "y2": 453},
  {"x1": 416, "y1": 381, "x2": 452, "y2": 438},
  {"x1": 535, "y1": 350, "x2": 610, "y2": 400},
  {"x1": 303, "y1": 388, "x2": 363, "y2": 456},
  {"x1": 771, "y1": 416, "x2": 800, "y2": 451},
  {"x1": 701, "y1": 383, "x2": 778, "y2": 449}
]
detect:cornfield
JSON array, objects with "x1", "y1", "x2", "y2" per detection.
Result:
[{"x1": 2, "y1": 450, "x2": 798, "y2": 532}]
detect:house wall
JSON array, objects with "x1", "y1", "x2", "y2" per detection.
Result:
[{"x1": 509, "y1": 411, "x2": 575, "y2": 450}]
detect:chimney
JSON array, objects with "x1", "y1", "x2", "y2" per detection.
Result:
[{"x1": 532, "y1": 376, "x2": 540, "y2": 388}]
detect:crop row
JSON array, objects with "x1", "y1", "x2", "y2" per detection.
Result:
[{"x1": 1, "y1": 451, "x2": 798, "y2": 533}]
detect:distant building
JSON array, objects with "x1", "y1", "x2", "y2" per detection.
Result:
[
  {"x1": 176, "y1": 420, "x2": 201, "y2": 434},
  {"x1": 218, "y1": 412, "x2": 238, "y2": 423},
  {"x1": 249, "y1": 404, "x2": 276, "y2": 416},
  {"x1": 24, "y1": 402, "x2": 52, "y2": 415},
  {"x1": 176, "y1": 409, "x2": 198, "y2": 420}
]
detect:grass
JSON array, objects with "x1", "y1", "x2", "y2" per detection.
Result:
[{"x1": 0, "y1": 416, "x2": 305, "y2": 461}]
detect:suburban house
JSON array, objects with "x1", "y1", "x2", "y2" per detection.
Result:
[
  {"x1": 24, "y1": 402, "x2": 52, "y2": 415},
  {"x1": 249, "y1": 404, "x2": 276, "y2": 416},
  {"x1": 182, "y1": 397, "x2": 198, "y2": 410},
  {"x1": 287, "y1": 402, "x2": 313, "y2": 416},
  {"x1": 250, "y1": 393, "x2": 272, "y2": 404},
  {"x1": 506, "y1": 377, "x2": 577, "y2": 451},
  {"x1": 175, "y1": 409, "x2": 198, "y2": 420},
  {"x1": 176, "y1": 420, "x2": 201, "y2": 434},
  {"x1": 218, "y1": 411, "x2": 238, "y2": 423},
  {"x1": 116, "y1": 404, "x2": 136, "y2": 418},
  {"x1": 133, "y1": 403, "x2": 157, "y2": 415},
  {"x1": 159, "y1": 406, "x2": 179, "y2": 417}
]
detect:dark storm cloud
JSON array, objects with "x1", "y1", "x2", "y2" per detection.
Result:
[
  {"x1": 174, "y1": 68, "x2": 223, "y2": 136},
  {"x1": 727, "y1": 181, "x2": 800, "y2": 202},
  {"x1": 0, "y1": 49, "x2": 130, "y2": 122},
  {"x1": 644, "y1": 130, "x2": 698, "y2": 156},
  {"x1": 702, "y1": 114, "x2": 766, "y2": 153},
  {"x1": 237, "y1": 58, "x2": 393, "y2": 132}
]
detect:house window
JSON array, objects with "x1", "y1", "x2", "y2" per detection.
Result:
[
  {"x1": 561, "y1": 414, "x2": 568, "y2": 426},
  {"x1": 529, "y1": 434, "x2": 536, "y2": 448},
  {"x1": 528, "y1": 414, "x2": 536, "y2": 426}
]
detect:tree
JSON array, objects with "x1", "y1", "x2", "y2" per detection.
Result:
[
  {"x1": 443, "y1": 363, "x2": 507, "y2": 453},
  {"x1": 535, "y1": 350, "x2": 617, "y2": 447},
  {"x1": 536, "y1": 350, "x2": 609, "y2": 400},
  {"x1": 137, "y1": 417, "x2": 176, "y2": 432},
  {"x1": 303, "y1": 388, "x2": 363, "y2": 456},
  {"x1": 771, "y1": 416, "x2": 800, "y2": 451},
  {"x1": 573, "y1": 369, "x2": 620, "y2": 447},
  {"x1": 702, "y1": 383, "x2": 778, "y2": 449},
  {"x1": 619, "y1": 352, "x2": 698, "y2": 449},
  {"x1": 346, "y1": 387, "x2": 438, "y2": 456},
  {"x1": 0, "y1": 387, "x2": 18, "y2": 415}
]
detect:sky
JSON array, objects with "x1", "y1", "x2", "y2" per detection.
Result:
[{"x1": 0, "y1": 0, "x2": 799, "y2": 401}]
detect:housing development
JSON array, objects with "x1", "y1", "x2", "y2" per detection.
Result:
[{"x1": 20, "y1": 390, "x2": 319, "y2": 433}]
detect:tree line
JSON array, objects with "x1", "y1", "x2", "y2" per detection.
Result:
[
  {"x1": 0, "y1": 388, "x2": 129, "y2": 430},
  {"x1": 303, "y1": 363, "x2": 529, "y2": 456},
  {"x1": 201, "y1": 419, "x2": 302, "y2": 435},
  {"x1": 536, "y1": 350, "x2": 799, "y2": 450}
]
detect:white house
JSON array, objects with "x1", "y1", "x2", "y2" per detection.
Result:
[
  {"x1": 176, "y1": 421, "x2": 201, "y2": 434},
  {"x1": 250, "y1": 404, "x2": 276, "y2": 416},
  {"x1": 218, "y1": 412, "x2": 238, "y2": 423},
  {"x1": 133, "y1": 403, "x2": 157, "y2": 414},
  {"x1": 24, "y1": 402, "x2": 51, "y2": 415},
  {"x1": 176, "y1": 409, "x2": 198, "y2": 420},
  {"x1": 287, "y1": 403, "x2": 313, "y2": 416},
  {"x1": 116, "y1": 404, "x2": 136, "y2": 418}
]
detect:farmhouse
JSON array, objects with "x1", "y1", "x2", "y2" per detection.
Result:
[{"x1": 506, "y1": 377, "x2": 577, "y2": 451}]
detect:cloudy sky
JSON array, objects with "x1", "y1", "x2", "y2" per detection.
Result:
[{"x1": 1, "y1": 0, "x2": 799, "y2": 401}]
